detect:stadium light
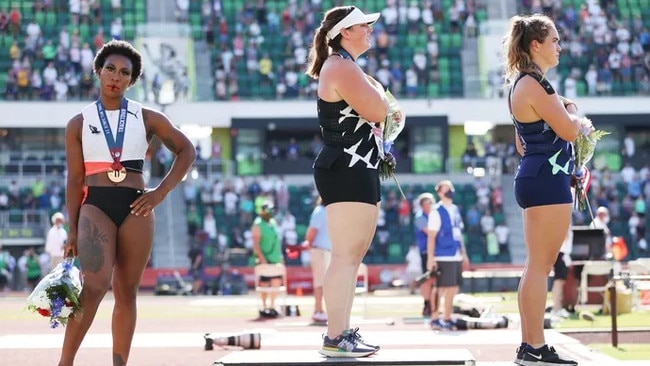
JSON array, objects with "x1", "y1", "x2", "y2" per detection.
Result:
[{"x1": 464, "y1": 120, "x2": 494, "y2": 136}]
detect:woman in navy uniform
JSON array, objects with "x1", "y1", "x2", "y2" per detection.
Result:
[
  {"x1": 305, "y1": 5, "x2": 391, "y2": 358},
  {"x1": 503, "y1": 14, "x2": 581, "y2": 366}
]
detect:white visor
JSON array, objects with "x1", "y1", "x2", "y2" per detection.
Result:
[{"x1": 326, "y1": 7, "x2": 380, "y2": 40}]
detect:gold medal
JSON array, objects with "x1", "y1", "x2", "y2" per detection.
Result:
[{"x1": 107, "y1": 167, "x2": 127, "y2": 183}]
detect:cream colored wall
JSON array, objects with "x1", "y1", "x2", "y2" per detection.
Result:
[{"x1": 1, "y1": 96, "x2": 649, "y2": 128}]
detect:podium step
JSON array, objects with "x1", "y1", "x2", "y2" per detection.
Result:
[{"x1": 214, "y1": 349, "x2": 476, "y2": 366}]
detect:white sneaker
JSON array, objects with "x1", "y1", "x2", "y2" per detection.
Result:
[
  {"x1": 312, "y1": 311, "x2": 328, "y2": 322},
  {"x1": 551, "y1": 309, "x2": 571, "y2": 319}
]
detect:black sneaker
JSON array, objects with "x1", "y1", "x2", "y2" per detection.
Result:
[
  {"x1": 319, "y1": 328, "x2": 378, "y2": 358},
  {"x1": 519, "y1": 344, "x2": 578, "y2": 365},
  {"x1": 514, "y1": 343, "x2": 527, "y2": 365},
  {"x1": 259, "y1": 308, "x2": 279, "y2": 318}
]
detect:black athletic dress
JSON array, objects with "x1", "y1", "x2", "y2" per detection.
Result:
[{"x1": 313, "y1": 98, "x2": 382, "y2": 206}]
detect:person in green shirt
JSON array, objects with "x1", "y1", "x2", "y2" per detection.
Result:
[
  {"x1": 25, "y1": 247, "x2": 42, "y2": 291},
  {"x1": 41, "y1": 39, "x2": 57, "y2": 63},
  {"x1": 251, "y1": 202, "x2": 283, "y2": 317},
  {"x1": 0, "y1": 244, "x2": 16, "y2": 293}
]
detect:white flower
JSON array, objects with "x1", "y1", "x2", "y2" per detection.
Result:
[
  {"x1": 25, "y1": 259, "x2": 83, "y2": 328},
  {"x1": 31, "y1": 291, "x2": 51, "y2": 309},
  {"x1": 59, "y1": 305, "x2": 73, "y2": 318},
  {"x1": 577, "y1": 117, "x2": 594, "y2": 137},
  {"x1": 573, "y1": 118, "x2": 609, "y2": 211}
]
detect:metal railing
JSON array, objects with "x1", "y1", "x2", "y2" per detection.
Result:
[
  {"x1": 0, "y1": 161, "x2": 66, "y2": 182},
  {"x1": 0, "y1": 209, "x2": 48, "y2": 246}
]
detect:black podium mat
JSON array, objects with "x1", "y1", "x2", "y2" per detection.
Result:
[{"x1": 214, "y1": 349, "x2": 476, "y2": 366}]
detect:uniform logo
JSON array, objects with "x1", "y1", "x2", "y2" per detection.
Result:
[
  {"x1": 88, "y1": 124, "x2": 100, "y2": 134},
  {"x1": 527, "y1": 352, "x2": 543, "y2": 360},
  {"x1": 548, "y1": 150, "x2": 570, "y2": 175},
  {"x1": 127, "y1": 109, "x2": 139, "y2": 119}
]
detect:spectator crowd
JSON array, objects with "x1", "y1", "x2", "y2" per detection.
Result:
[
  {"x1": 2, "y1": 0, "x2": 126, "y2": 101},
  {"x1": 521, "y1": 0, "x2": 650, "y2": 97}
]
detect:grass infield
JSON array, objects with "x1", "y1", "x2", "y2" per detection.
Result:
[{"x1": 589, "y1": 344, "x2": 650, "y2": 360}]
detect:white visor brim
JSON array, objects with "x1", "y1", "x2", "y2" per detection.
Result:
[{"x1": 326, "y1": 8, "x2": 380, "y2": 40}]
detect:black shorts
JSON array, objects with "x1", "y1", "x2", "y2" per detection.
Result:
[
  {"x1": 314, "y1": 154, "x2": 380, "y2": 206},
  {"x1": 83, "y1": 186, "x2": 144, "y2": 227},
  {"x1": 436, "y1": 261, "x2": 463, "y2": 287},
  {"x1": 420, "y1": 252, "x2": 428, "y2": 274},
  {"x1": 189, "y1": 268, "x2": 203, "y2": 280},
  {"x1": 259, "y1": 275, "x2": 283, "y2": 283},
  {"x1": 553, "y1": 252, "x2": 569, "y2": 280}
]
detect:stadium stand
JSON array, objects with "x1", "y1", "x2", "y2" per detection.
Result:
[
  {"x1": 188, "y1": 0, "x2": 486, "y2": 100},
  {"x1": 519, "y1": 0, "x2": 650, "y2": 97},
  {"x1": 183, "y1": 175, "x2": 505, "y2": 267},
  {"x1": 0, "y1": 0, "x2": 145, "y2": 101}
]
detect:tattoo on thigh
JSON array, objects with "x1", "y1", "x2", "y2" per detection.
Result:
[{"x1": 79, "y1": 216, "x2": 107, "y2": 273}]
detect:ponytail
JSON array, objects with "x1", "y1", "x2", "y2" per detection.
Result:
[
  {"x1": 305, "y1": 6, "x2": 354, "y2": 79},
  {"x1": 305, "y1": 28, "x2": 332, "y2": 79},
  {"x1": 502, "y1": 14, "x2": 553, "y2": 86}
]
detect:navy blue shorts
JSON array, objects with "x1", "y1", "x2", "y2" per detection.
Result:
[{"x1": 514, "y1": 156, "x2": 573, "y2": 209}]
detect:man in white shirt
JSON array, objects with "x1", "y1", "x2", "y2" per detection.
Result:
[
  {"x1": 591, "y1": 207, "x2": 612, "y2": 253},
  {"x1": 623, "y1": 133, "x2": 635, "y2": 160},
  {"x1": 494, "y1": 221, "x2": 510, "y2": 256},
  {"x1": 427, "y1": 181, "x2": 470, "y2": 330},
  {"x1": 45, "y1": 212, "x2": 67, "y2": 268}
]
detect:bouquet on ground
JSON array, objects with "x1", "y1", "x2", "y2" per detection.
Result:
[
  {"x1": 26, "y1": 257, "x2": 82, "y2": 328},
  {"x1": 379, "y1": 90, "x2": 405, "y2": 181},
  {"x1": 573, "y1": 116, "x2": 609, "y2": 211}
]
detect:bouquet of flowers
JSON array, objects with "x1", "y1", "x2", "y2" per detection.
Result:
[
  {"x1": 378, "y1": 90, "x2": 407, "y2": 199},
  {"x1": 573, "y1": 116, "x2": 609, "y2": 211},
  {"x1": 379, "y1": 90, "x2": 405, "y2": 179},
  {"x1": 26, "y1": 258, "x2": 82, "y2": 328}
]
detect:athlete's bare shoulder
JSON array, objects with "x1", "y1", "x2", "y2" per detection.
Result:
[{"x1": 66, "y1": 113, "x2": 84, "y2": 131}]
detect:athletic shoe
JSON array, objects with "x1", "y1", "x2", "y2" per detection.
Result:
[
  {"x1": 347, "y1": 327, "x2": 380, "y2": 350},
  {"x1": 519, "y1": 344, "x2": 578, "y2": 365},
  {"x1": 258, "y1": 308, "x2": 280, "y2": 318},
  {"x1": 312, "y1": 311, "x2": 328, "y2": 323},
  {"x1": 319, "y1": 328, "x2": 378, "y2": 358},
  {"x1": 430, "y1": 318, "x2": 455, "y2": 331},
  {"x1": 442, "y1": 318, "x2": 457, "y2": 330},
  {"x1": 514, "y1": 343, "x2": 528, "y2": 365},
  {"x1": 551, "y1": 308, "x2": 572, "y2": 319}
]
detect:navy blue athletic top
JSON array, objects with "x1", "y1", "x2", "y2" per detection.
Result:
[
  {"x1": 510, "y1": 72, "x2": 574, "y2": 179},
  {"x1": 314, "y1": 98, "x2": 381, "y2": 170}
]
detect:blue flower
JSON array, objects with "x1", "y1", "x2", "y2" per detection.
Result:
[
  {"x1": 383, "y1": 141, "x2": 393, "y2": 155},
  {"x1": 62, "y1": 260, "x2": 73, "y2": 272},
  {"x1": 51, "y1": 295, "x2": 65, "y2": 318}
]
